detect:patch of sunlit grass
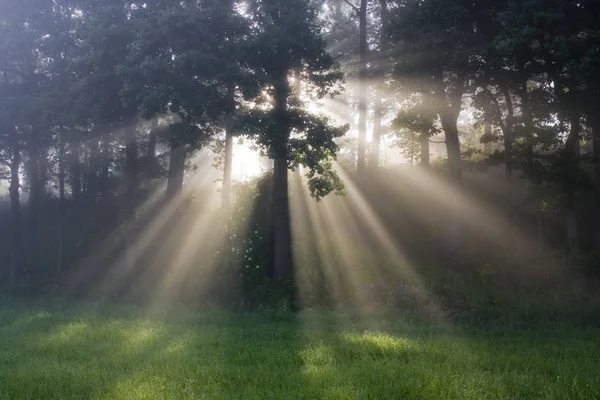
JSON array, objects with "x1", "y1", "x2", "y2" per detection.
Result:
[{"x1": 0, "y1": 301, "x2": 598, "y2": 399}]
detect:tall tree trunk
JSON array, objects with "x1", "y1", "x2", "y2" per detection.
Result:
[
  {"x1": 435, "y1": 71, "x2": 464, "y2": 182},
  {"x1": 100, "y1": 133, "x2": 110, "y2": 198},
  {"x1": 272, "y1": 76, "x2": 291, "y2": 279},
  {"x1": 436, "y1": 72, "x2": 465, "y2": 254},
  {"x1": 147, "y1": 118, "x2": 158, "y2": 160},
  {"x1": 223, "y1": 84, "x2": 236, "y2": 209},
  {"x1": 57, "y1": 134, "x2": 66, "y2": 278},
  {"x1": 8, "y1": 128, "x2": 21, "y2": 290},
  {"x1": 87, "y1": 140, "x2": 99, "y2": 198},
  {"x1": 370, "y1": 93, "x2": 382, "y2": 169},
  {"x1": 356, "y1": 0, "x2": 368, "y2": 177},
  {"x1": 519, "y1": 82, "x2": 534, "y2": 168},
  {"x1": 369, "y1": 0, "x2": 388, "y2": 170},
  {"x1": 124, "y1": 125, "x2": 139, "y2": 272},
  {"x1": 27, "y1": 129, "x2": 43, "y2": 271},
  {"x1": 272, "y1": 157, "x2": 290, "y2": 278},
  {"x1": 591, "y1": 115, "x2": 600, "y2": 249},
  {"x1": 440, "y1": 115, "x2": 462, "y2": 182},
  {"x1": 68, "y1": 141, "x2": 82, "y2": 201},
  {"x1": 502, "y1": 85, "x2": 515, "y2": 182},
  {"x1": 166, "y1": 145, "x2": 186, "y2": 198},
  {"x1": 564, "y1": 115, "x2": 581, "y2": 253},
  {"x1": 504, "y1": 135, "x2": 514, "y2": 181},
  {"x1": 483, "y1": 122, "x2": 492, "y2": 155},
  {"x1": 593, "y1": 117, "x2": 600, "y2": 185},
  {"x1": 125, "y1": 125, "x2": 138, "y2": 200},
  {"x1": 420, "y1": 134, "x2": 430, "y2": 167}
]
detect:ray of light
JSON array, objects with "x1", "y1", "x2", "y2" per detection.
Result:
[{"x1": 291, "y1": 164, "x2": 432, "y2": 314}]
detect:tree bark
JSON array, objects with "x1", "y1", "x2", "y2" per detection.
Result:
[
  {"x1": 57, "y1": 134, "x2": 66, "y2": 278},
  {"x1": 593, "y1": 117, "x2": 600, "y2": 186},
  {"x1": 370, "y1": 93, "x2": 382, "y2": 169},
  {"x1": 100, "y1": 133, "x2": 111, "y2": 198},
  {"x1": 8, "y1": 127, "x2": 21, "y2": 290},
  {"x1": 501, "y1": 85, "x2": 515, "y2": 182},
  {"x1": 483, "y1": 123, "x2": 492, "y2": 155},
  {"x1": 591, "y1": 115, "x2": 600, "y2": 249},
  {"x1": 272, "y1": 157, "x2": 290, "y2": 278},
  {"x1": 166, "y1": 144, "x2": 186, "y2": 198},
  {"x1": 519, "y1": 82, "x2": 534, "y2": 168},
  {"x1": 369, "y1": 0, "x2": 388, "y2": 170},
  {"x1": 147, "y1": 118, "x2": 158, "y2": 160},
  {"x1": 564, "y1": 115, "x2": 581, "y2": 253},
  {"x1": 420, "y1": 134, "x2": 430, "y2": 167},
  {"x1": 68, "y1": 141, "x2": 82, "y2": 201},
  {"x1": 27, "y1": 128, "x2": 43, "y2": 271},
  {"x1": 272, "y1": 76, "x2": 291, "y2": 279},
  {"x1": 435, "y1": 71, "x2": 464, "y2": 182},
  {"x1": 356, "y1": 0, "x2": 368, "y2": 177},
  {"x1": 125, "y1": 125, "x2": 138, "y2": 200},
  {"x1": 440, "y1": 114, "x2": 462, "y2": 182},
  {"x1": 87, "y1": 140, "x2": 99, "y2": 198},
  {"x1": 223, "y1": 84, "x2": 236, "y2": 209}
]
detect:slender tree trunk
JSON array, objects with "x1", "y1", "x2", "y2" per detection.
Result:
[
  {"x1": 147, "y1": 118, "x2": 158, "y2": 160},
  {"x1": 435, "y1": 71, "x2": 464, "y2": 182},
  {"x1": 370, "y1": 93, "x2": 382, "y2": 169},
  {"x1": 8, "y1": 128, "x2": 21, "y2": 290},
  {"x1": 272, "y1": 76, "x2": 291, "y2": 279},
  {"x1": 68, "y1": 142, "x2": 82, "y2": 201},
  {"x1": 591, "y1": 116, "x2": 600, "y2": 249},
  {"x1": 166, "y1": 145, "x2": 186, "y2": 198},
  {"x1": 100, "y1": 133, "x2": 110, "y2": 197},
  {"x1": 420, "y1": 134, "x2": 430, "y2": 167},
  {"x1": 519, "y1": 82, "x2": 534, "y2": 168},
  {"x1": 356, "y1": 0, "x2": 368, "y2": 177},
  {"x1": 483, "y1": 123, "x2": 492, "y2": 155},
  {"x1": 592, "y1": 117, "x2": 600, "y2": 184},
  {"x1": 502, "y1": 85, "x2": 515, "y2": 182},
  {"x1": 57, "y1": 134, "x2": 66, "y2": 278},
  {"x1": 564, "y1": 115, "x2": 581, "y2": 253},
  {"x1": 223, "y1": 131, "x2": 234, "y2": 209},
  {"x1": 87, "y1": 140, "x2": 99, "y2": 198},
  {"x1": 369, "y1": 0, "x2": 388, "y2": 170},
  {"x1": 27, "y1": 129, "x2": 42, "y2": 271},
  {"x1": 125, "y1": 125, "x2": 138, "y2": 200},
  {"x1": 272, "y1": 157, "x2": 290, "y2": 278},
  {"x1": 436, "y1": 73, "x2": 464, "y2": 253},
  {"x1": 504, "y1": 134, "x2": 514, "y2": 181},
  {"x1": 124, "y1": 125, "x2": 139, "y2": 272},
  {"x1": 223, "y1": 84, "x2": 236, "y2": 209},
  {"x1": 440, "y1": 115, "x2": 462, "y2": 182}
]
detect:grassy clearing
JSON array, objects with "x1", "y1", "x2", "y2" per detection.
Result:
[{"x1": 0, "y1": 301, "x2": 598, "y2": 399}]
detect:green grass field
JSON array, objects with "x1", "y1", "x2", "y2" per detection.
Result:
[{"x1": 0, "y1": 301, "x2": 598, "y2": 400}]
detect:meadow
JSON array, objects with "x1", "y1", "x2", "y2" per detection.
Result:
[{"x1": 0, "y1": 300, "x2": 598, "y2": 400}]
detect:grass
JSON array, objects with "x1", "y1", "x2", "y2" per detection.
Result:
[{"x1": 0, "y1": 300, "x2": 598, "y2": 399}]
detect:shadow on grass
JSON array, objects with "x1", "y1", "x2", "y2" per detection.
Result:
[{"x1": 0, "y1": 302, "x2": 599, "y2": 399}]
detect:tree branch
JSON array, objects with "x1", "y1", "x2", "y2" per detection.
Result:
[{"x1": 343, "y1": 0, "x2": 360, "y2": 13}]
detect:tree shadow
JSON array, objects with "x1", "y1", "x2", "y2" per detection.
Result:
[{"x1": 1, "y1": 303, "x2": 598, "y2": 399}]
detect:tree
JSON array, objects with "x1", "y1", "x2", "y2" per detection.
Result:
[
  {"x1": 389, "y1": 0, "x2": 482, "y2": 182},
  {"x1": 245, "y1": 0, "x2": 347, "y2": 278}
]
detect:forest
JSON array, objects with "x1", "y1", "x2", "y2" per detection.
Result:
[{"x1": 1, "y1": 0, "x2": 600, "y2": 398}]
